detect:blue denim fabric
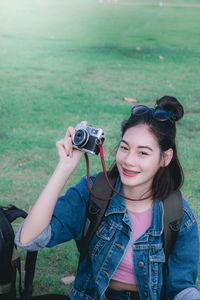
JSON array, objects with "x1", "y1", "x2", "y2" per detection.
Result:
[
  {"x1": 15, "y1": 175, "x2": 200, "y2": 300},
  {"x1": 174, "y1": 287, "x2": 200, "y2": 300}
]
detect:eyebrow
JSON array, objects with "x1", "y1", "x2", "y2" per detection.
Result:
[{"x1": 120, "y1": 139, "x2": 153, "y2": 152}]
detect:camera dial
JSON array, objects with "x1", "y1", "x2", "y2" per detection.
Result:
[{"x1": 73, "y1": 129, "x2": 89, "y2": 148}]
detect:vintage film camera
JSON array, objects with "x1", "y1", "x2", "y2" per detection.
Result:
[{"x1": 72, "y1": 123, "x2": 106, "y2": 155}]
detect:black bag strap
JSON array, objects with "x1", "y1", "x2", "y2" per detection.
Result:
[
  {"x1": 161, "y1": 189, "x2": 183, "y2": 299},
  {"x1": 23, "y1": 251, "x2": 38, "y2": 300},
  {"x1": 78, "y1": 172, "x2": 116, "y2": 265},
  {"x1": 2, "y1": 205, "x2": 27, "y2": 223},
  {"x1": 163, "y1": 189, "x2": 183, "y2": 261}
]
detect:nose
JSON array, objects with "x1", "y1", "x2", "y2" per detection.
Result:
[{"x1": 123, "y1": 151, "x2": 137, "y2": 166}]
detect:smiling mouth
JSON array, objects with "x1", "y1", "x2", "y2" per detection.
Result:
[{"x1": 122, "y1": 168, "x2": 140, "y2": 176}]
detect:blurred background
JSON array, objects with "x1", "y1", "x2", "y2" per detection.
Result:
[{"x1": 0, "y1": 0, "x2": 199, "y2": 295}]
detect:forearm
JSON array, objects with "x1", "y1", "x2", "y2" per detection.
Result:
[
  {"x1": 20, "y1": 162, "x2": 74, "y2": 244},
  {"x1": 20, "y1": 123, "x2": 85, "y2": 244}
]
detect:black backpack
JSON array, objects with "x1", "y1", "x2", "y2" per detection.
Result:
[
  {"x1": 0, "y1": 205, "x2": 36, "y2": 300},
  {"x1": 0, "y1": 205, "x2": 69, "y2": 300}
]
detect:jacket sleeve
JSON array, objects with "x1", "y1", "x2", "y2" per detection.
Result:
[
  {"x1": 15, "y1": 222, "x2": 52, "y2": 251},
  {"x1": 46, "y1": 175, "x2": 96, "y2": 247},
  {"x1": 15, "y1": 175, "x2": 96, "y2": 251},
  {"x1": 165, "y1": 199, "x2": 200, "y2": 300},
  {"x1": 174, "y1": 287, "x2": 200, "y2": 300}
]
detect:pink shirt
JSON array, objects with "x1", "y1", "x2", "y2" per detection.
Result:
[{"x1": 112, "y1": 207, "x2": 152, "y2": 284}]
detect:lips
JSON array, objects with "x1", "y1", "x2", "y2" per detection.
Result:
[{"x1": 122, "y1": 168, "x2": 140, "y2": 177}]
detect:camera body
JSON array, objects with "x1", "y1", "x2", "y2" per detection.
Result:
[{"x1": 72, "y1": 124, "x2": 106, "y2": 155}]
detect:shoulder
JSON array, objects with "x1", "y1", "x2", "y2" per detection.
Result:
[
  {"x1": 54, "y1": 174, "x2": 98, "y2": 211},
  {"x1": 65, "y1": 173, "x2": 97, "y2": 197},
  {"x1": 69, "y1": 174, "x2": 97, "y2": 196},
  {"x1": 180, "y1": 197, "x2": 198, "y2": 232}
]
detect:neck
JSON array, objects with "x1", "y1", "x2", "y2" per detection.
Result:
[
  {"x1": 123, "y1": 184, "x2": 152, "y2": 200},
  {"x1": 123, "y1": 184, "x2": 153, "y2": 212},
  {"x1": 126, "y1": 198, "x2": 153, "y2": 213}
]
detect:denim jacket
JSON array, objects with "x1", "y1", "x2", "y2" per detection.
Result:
[{"x1": 15, "y1": 175, "x2": 200, "y2": 300}]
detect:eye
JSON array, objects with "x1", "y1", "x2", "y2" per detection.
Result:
[
  {"x1": 120, "y1": 145, "x2": 128, "y2": 151},
  {"x1": 139, "y1": 151, "x2": 149, "y2": 156}
]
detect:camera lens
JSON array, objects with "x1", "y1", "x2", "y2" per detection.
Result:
[{"x1": 73, "y1": 129, "x2": 89, "y2": 147}]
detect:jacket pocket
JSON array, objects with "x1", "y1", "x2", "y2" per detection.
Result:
[
  {"x1": 149, "y1": 246, "x2": 165, "y2": 290},
  {"x1": 89, "y1": 219, "x2": 116, "y2": 259}
]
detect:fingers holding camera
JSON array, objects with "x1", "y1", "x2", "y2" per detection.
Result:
[
  {"x1": 56, "y1": 137, "x2": 72, "y2": 161},
  {"x1": 56, "y1": 123, "x2": 87, "y2": 164},
  {"x1": 80, "y1": 120, "x2": 88, "y2": 125},
  {"x1": 63, "y1": 121, "x2": 88, "y2": 158},
  {"x1": 56, "y1": 126, "x2": 74, "y2": 160},
  {"x1": 65, "y1": 126, "x2": 76, "y2": 139},
  {"x1": 65, "y1": 126, "x2": 76, "y2": 157}
]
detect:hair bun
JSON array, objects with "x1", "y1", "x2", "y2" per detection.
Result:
[{"x1": 156, "y1": 96, "x2": 184, "y2": 121}]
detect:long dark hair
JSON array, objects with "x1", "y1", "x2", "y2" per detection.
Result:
[{"x1": 110, "y1": 96, "x2": 184, "y2": 201}]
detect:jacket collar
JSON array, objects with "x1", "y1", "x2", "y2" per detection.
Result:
[
  {"x1": 104, "y1": 176, "x2": 164, "y2": 236},
  {"x1": 148, "y1": 199, "x2": 164, "y2": 236},
  {"x1": 105, "y1": 176, "x2": 126, "y2": 216}
]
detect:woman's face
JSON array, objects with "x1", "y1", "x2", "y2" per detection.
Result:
[{"x1": 116, "y1": 124, "x2": 165, "y2": 196}]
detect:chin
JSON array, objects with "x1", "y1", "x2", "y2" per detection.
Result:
[{"x1": 120, "y1": 174, "x2": 139, "y2": 186}]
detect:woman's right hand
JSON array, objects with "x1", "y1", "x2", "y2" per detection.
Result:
[{"x1": 56, "y1": 121, "x2": 87, "y2": 170}]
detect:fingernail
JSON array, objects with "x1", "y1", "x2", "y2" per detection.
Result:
[{"x1": 69, "y1": 152, "x2": 73, "y2": 158}]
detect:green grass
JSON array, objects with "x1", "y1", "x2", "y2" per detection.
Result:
[{"x1": 0, "y1": 0, "x2": 200, "y2": 295}]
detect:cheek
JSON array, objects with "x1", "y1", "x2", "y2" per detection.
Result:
[
  {"x1": 116, "y1": 149, "x2": 124, "y2": 165},
  {"x1": 142, "y1": 155, "x2": 161, "y2": 173},
  {"x1": 116, "y1": 150, "x2": 120, "y2": 164},
  {"x1": 147, "y1": 157, "x2": 162, "y2": 175}
]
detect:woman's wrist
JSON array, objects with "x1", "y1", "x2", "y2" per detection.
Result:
[{"x1": 56, "y1": 159, "x2": 78, "y2": 177}]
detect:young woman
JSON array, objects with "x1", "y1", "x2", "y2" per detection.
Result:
[{"x1": 15, "y1": 96, "x2": 200, "y2": 300}]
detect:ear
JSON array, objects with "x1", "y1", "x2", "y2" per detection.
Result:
[{"x1": 160, "y1": 148, "x2": 173, "y2": 167}]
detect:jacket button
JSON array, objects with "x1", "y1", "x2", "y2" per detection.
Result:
[
  {"x1": 143, "y1": 291, "x2": 148, "y2": 298},
  {"x1": 138, "y1": 261, "x2": 144, "y2": 267}
]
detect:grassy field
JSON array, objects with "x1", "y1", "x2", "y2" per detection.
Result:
[{"x1": 0, "y1": 0, "x2": 200, "y2": 295}]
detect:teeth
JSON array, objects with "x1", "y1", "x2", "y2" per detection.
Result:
[{"x1": 124, "y1": 170, "x2": 138, "y2": 174}]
